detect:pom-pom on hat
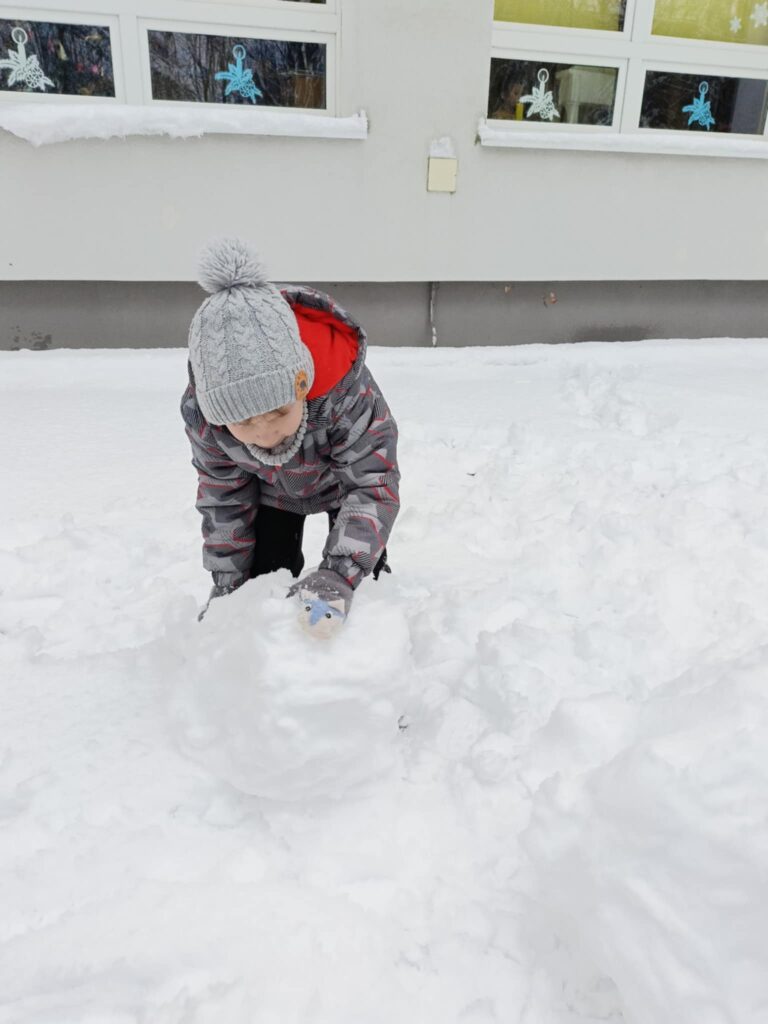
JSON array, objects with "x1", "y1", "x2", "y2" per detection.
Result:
[{"x1": 188, "y1": 237, "x2": 314, "y2": 425}]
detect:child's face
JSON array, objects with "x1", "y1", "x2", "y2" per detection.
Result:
[
  {"x1": 226, "y1": 400, "x2": 304, "y2": 449},
  {"x1": 503, "y1": 82, "x2": 523, "y2": 106}
]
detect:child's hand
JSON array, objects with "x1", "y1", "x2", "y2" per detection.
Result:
[{"x1": 288, "y1": 570, "x2": 353, "y2": 639}]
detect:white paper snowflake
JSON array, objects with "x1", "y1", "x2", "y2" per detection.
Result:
[
  {"x1": 750, "y1": 2, "x2": 768, "y2": 28},
  {"x1": 730, "y1": 16, "x2": 742, "y2": 32},
  {"x1": 520, "y1": 68, "x2": 560, "y2": 123},
  {"x1": 0, "y1": 27, "x2": 54, "y2": 91}
]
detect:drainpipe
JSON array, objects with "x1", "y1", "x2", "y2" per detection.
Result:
[{"x1": 429, "y1": 281, "x2": 439, "y2": 347}]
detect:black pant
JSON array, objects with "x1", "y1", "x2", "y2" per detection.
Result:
[{"x1": 249, "y1": 505, "x2": 389, "y2": 581}]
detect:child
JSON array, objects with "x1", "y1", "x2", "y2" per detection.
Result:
[{"x1": 181, "y1": 237, "x2": 400, "y2": 634}]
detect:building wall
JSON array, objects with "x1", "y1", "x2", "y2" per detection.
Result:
[{"x1": 1, "y1": 0, "x2": 768, "y2": 287}]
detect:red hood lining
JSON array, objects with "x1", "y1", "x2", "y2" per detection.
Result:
[{"x1": 290, "y1": 302, "x2": 360, "y2": 400}]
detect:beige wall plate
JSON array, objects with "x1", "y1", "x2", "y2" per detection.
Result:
[{"x1": 427, "y1": 157, "x2": 458, "y2": 193}]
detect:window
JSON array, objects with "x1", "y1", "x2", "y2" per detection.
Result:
[
  {"x1": 641, "y1": 70, "x2": 768, "y2": 133},
  {"x1": 0, "y1": 18, "x2": 114, "y2": 97},
  {"x1": 148, "y1": 30, "x2": 326, "y2": 109},
  {"x1": 489, "y1": 58, "x2": 619, "y2": 125},
  {"x1": 494, "y1": 1, "x2": 627, "y2": 32},
  {"x1": 652, "y1": 0, "x2": 768, "y2": 45},
  {"x1": 139, "y1": 4, "x2": 337, "y2": 114},
  {"x1": 488, "y1": 0, "x2": 768, "y2": 142}
]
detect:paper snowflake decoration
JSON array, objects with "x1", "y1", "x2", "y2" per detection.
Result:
[
  {"x1": 520, "y1": 68, "x2": 560, "y2": 122},
  {"x1": 730, "y1": 16, "x2": 742, "y2": 32},
  {"x1": 0, "y1": 27, "x2": 54, "y2": 91},
  {"x1": 682, "y1": 81, "x2": 715, "y2": 130},
  {"x1": 750, "y1": 2, "x2": 768, "y2": 27},
  {"x1": 215, "y1": 44, "x2": 262, "y2": 103}
]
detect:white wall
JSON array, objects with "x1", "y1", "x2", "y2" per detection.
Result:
[{"x1": 2, "y1": 0, "x2": 768, "y2": 282}]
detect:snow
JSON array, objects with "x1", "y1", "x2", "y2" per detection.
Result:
[
  {"x1": 0, "y1": 103, "x2": 368, "y2": 146},
  {"x1": 3, "y1": 339, "x2": 768, "y2": 1023},
  {"x1": 429, "y1": 135, "x2": 457, "y2": 158},
  {"x1": 477, "y1": 121, "x2": 768, "y2": 160},
  {"x1": 169, "y1": 580, "x2": 411, "y2": 801}
]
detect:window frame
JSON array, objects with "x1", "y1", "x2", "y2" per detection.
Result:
[{"x1": 487, "y1": 0, "x2": 768, "y2": 143}]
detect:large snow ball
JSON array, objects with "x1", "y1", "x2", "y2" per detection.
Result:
[
  {"x1": 164, "y1": 573, "x2": 411, "y2": 801},
  {"x1": 521, "y1": 647, "x2": 768, "y2": 1024}
]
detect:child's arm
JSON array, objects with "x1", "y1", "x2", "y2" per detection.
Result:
[
  {"x1": 289, "y1": 367, "x2": 398, "y2": 634},
  {"x1": 321, "y1": 366, "x2": 400, "y2": 588},
  {"x1": 181, "y1": 383, "x2": 259, "y2": 591}
]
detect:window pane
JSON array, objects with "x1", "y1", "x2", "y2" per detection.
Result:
[
  {"x1": 148, "y1": 31, "x2": 326, "y2": 109},
  {"x1": 0, "y1": 20, "x2": 114, "y2": 96},
  {"x1": 641, "y1": 71, "x2": 768, "y2": 133},
  {"x1": 653, "y1": 1, "x2": 768, "y2": 45},
  {"x1": 494, "y1": 1, "x2": 626, "y2": 31},
  {"x1": 489, "y1": 58, "x2": 618, "y2": 125}
]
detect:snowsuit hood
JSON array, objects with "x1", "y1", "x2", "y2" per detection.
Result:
[{"x1": 286, "y1": 291, "x2": 362, "y2": 401}]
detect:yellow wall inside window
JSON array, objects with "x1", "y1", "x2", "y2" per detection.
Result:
[
  {"x1": 653, "y1": 1, "x2": 768, "y2": 44},
  {"x1": 493, "y1": 1, "x2": 622, "y2": 31}
]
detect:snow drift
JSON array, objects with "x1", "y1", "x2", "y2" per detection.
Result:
[{"x1": 3, "y1": 341, "x2": 768, "y2": 1023}]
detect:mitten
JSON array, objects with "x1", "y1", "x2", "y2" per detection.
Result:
[
  {"x1": 288, "y1": 569, "x2": 353, "y2": 638},
  {"x1": 197, "y1": 579, "x2": 243, "y2": 622}
]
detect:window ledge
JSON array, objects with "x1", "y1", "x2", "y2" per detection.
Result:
[
  {"x1": 478, "y1": 120, "x2": 768, "y2": 160},
  {"x1": 0, "y1": 102, "x2": 368, "y2": 147}
]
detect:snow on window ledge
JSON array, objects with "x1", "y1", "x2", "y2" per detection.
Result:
[
  {"x1": 478, "y1": 119, "x2": 768, "y2": 160},
  {"x1": 0, "y1": 103, "x2": 368, "y2": 147}
]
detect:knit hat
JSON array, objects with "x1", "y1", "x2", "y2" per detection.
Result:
[{"x1": 188, "y1": 238, "x2": 315, "y2": 426}]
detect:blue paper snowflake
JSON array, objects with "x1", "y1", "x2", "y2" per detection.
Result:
[
  {"x1": 303, "y1": 598, "x2": 345, "y2": 628},
  {"x1": 215, "y1": 44, "x2": 262, "y2": 104},
  {"x1": 682, "y1": 81, "x2": 715, "y2": 130}
]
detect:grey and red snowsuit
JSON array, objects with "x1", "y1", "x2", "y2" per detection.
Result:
[{"x1": 181, "y1": 285, "x2": 400, "y2": 592}]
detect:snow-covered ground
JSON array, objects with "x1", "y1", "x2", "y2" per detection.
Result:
[{"x1": 2, "y1": 340, "x2": 768, "y2": 1024}]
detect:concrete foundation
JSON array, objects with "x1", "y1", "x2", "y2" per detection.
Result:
[{"x1": 1, "y1": 280, "x2": 766, "y2": 350}]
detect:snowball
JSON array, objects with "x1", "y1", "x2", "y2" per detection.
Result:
[{"x1": 163, "y1": 574, "x2": 411, "y2": 802}]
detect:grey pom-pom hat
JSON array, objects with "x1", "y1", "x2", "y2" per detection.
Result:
[{"x1": 188, "y1": 237, "x2": 315, "y2": 425}]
